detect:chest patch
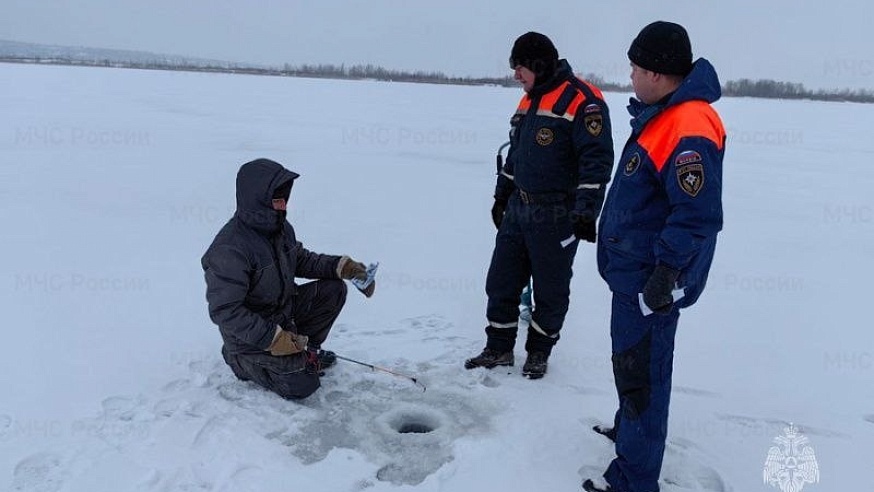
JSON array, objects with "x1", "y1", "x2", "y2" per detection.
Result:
[
  {"x1": 624, "y1": 152, "x2": 641, "y2": 176},
  {"x1": 536, "y1": 127, "x2": 554, "y2": 146}
]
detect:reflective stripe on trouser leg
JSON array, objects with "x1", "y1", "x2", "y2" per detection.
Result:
[
  {"x1": 604, "y1": 292, "x2": 679, "y2": 492},
  {"x1": 521, "y1": 203, "x2": 578, "y2": 354},
  {"x1": 485, "y1": 200, "x2": 531, "y2": 353}
]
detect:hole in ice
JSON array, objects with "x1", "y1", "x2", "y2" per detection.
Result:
[
  {"x1": 398, "y1": 422, "x2": 433, "y2": 434},
  {"x1": 388, "y1": 411, "x2": 441, "y2": 435}
]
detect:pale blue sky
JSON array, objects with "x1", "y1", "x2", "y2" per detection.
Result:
[{"x1": 1, "y1": 0, "x2": 870, "y2": 90}]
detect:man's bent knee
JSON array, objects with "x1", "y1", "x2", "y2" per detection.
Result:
[
  {"x1": 322, "y1": 279, "x2": 348, "y2": 307},
  {"x1": 272, "y1": 371, "x2": 321, "y2": 400}
]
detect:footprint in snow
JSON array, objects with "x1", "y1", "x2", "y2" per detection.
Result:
[
  {"x1": 662, "y1": 461, "x2": 728, "y2": 492},
  {"x1": 716, "y1": 414, "x2": 848, "y2": 439},
  {"x1": 11, "y1": 452, "x2": 66, "y2": 492},
  {"x1": 673, "y1": 386, "x2": 721, "y2": 399}
]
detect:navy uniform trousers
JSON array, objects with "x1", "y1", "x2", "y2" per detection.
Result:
[
  {"x1": 605, "y1": 292, "x2": 680, "y2": 492},
  {"x1": 484, "y1": 194, "x2": 579, "y2": 355}
]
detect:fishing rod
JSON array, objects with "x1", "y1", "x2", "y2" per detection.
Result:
[{"x1": 334, "y1": 353, "x2": 426, "y2": 392}]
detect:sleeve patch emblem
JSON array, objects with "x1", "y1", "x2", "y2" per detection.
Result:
[
  {"x1": 677, "y1": 164, "x2": 704, "y2": 197},
  {"x1": 536, "y1": 127, "x2": 554, "y2": 146},
  {"x1": 584, "y1": 114, "x2": 603, "y2": 137},
  {"x1": 584, "y1": 103, "x2": 601, "y2": 114},
  {"x1": 624, "y1": 152, "x2": 641, "y2": 176}
]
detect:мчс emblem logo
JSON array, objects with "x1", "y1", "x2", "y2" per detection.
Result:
[
  {"x1": 677, "y1": 165, "x2": 704, "y2": 197},
  {"x1": 584, "y1": 114, "x2": 603, "y2": 137},
  {"x1": 675, "y1": 150, "x2": 704, "y2": 197},
  {"x1": 536, "y1": 128, "x2": 554, "y2": 146},
  {"x1": 763, "y1": 423, "x2": 820, "y2": 492},
  {"x1": 624, "y1": 153, "x2": 641, "y2": 176}
]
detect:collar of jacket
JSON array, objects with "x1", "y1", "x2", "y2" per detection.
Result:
[
  {"x1": 627, "y1": 58, "x2": 722, "y2": 133},
  {"x1": 527, "y1": 59, "x2": 574, "y2": 99}
]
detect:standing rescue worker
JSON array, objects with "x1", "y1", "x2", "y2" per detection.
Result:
[
  {"x1": 465, "y1": 32, "x2": 614, "y2": 379},
  {"x1": 583, "y1": 21, "x2": 725, "y2": 492}
]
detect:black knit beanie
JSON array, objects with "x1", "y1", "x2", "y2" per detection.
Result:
[
  {"x1": 510, "y1": 32, "x2": 559, "y2": 78},
  {"x1": 628, "y1": 21, "x2": 693, "y2": 76}
]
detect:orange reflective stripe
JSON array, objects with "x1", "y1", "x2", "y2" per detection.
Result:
[
  {"x1": 566, "y1": 92, "x2": 586, "y2": 116},
  {"x1": 637, "y1": 101, "x2": 726, "y2": 172},
  {"x1": 515, "y1": 79, "x2": 603, "y2": 119},
  {"x1": 538, "y1": 81, "x2": 571, "y2": 111}
]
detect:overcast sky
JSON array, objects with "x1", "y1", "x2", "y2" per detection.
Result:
[{"x1": 1, "y1": 0, "x2": 871, "y2": 91}]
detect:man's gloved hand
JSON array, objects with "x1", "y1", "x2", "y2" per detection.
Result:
[
  {"x1": 267, "y1": 329, "x2": 309, "y2": 356},
  {"x1": 491, "y1": 199, "x2": 507, "y2": 229},
  {"x1": 339, "y1": 257, "x2": 376, "y2": 298},
  {"x1": 642, "y1": 264, "x2": 681, "y2": 315},
  {"x1": 571, "y1": 213, "x2": 597, "y2": 243},
  {"x1": 358, "y1": 280, "x2": 376, "y2": 298},
  {"x1": 340, "y1": 258, "x2": 368, "y2": 281}
]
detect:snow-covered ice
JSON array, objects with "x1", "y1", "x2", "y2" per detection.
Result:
[{"x1": 1, "y1": 63, "x2": 872, "y2": 491}]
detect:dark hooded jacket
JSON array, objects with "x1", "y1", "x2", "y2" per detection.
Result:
[{"x1": 202, "y1": 159, "x2": 343, "y2": 354}]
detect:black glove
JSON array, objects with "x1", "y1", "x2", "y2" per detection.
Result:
[
  {"x1": 642, "y1": 264, "x2": 681, "y2": 315},
  {"x1": 571, "y1": 213, "x2": 597, "y2": 243},
  {"x1": 491, "y1": 199, "x2": 507, "y2": 229}
]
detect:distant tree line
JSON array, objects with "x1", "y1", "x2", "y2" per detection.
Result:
[
  {"x1": 723, "y1": 78, "x2": 874, "y2": 103},
  {"x1": 280, "y1": 62, "x2": 515, "y2": 86},
  {"x1": 2, "y1": 56, "x2": 872, "y2": 104}
]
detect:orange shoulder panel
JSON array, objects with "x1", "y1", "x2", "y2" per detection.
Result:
[
  {"x1": 537, "y1": 81, "x2": 571, "y2": 111},
  {"x1": 579, "y1": 79, "x2": 605, "y2": 100},
  {"x1": 637, "y1": 101, "x2": 725, "y2": 172}
]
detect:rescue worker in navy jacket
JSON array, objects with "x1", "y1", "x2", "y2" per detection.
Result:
[
  {"x1": 582, "y1": 22, "x2": 725, "y2": 492},
  {"x1": 202, "y1": 158, "x2": 375, "y2": 400},
  {"x1": 465, "y1": 32, "x2": 615, "y2": 379}
]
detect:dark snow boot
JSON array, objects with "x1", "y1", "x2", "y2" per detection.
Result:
[
  {"x1": 582, "y1": 478, "x2": 613, "y2": 491},
  {"x1": 317, "y1": 350, "x2": 337, "y2": 370},
  {"x1": 592, "y1": 424, "x2": 617, "y2": 442},
  {"x1": 521, "y1": 351, "x2": 548, "y2": 379},
  {"x1": 464, "y1": 348, "x2": 514, "y2": 369}
]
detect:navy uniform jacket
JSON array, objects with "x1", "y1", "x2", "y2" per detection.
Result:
[
  {"x1": 495, "y1": 60, "x2": 614, "y2": 220},
  {"x1": 598, "y1": 59, "x2": 725, "y2": 307}
]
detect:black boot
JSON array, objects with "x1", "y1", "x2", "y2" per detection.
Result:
[
  {"x1": 317, "y1": 349, "x2": 337, "y2": 370},
  {"x1": 592, "y1": 424, "x2": 617, "y2": 442},
  {"x1": 521, "y1": 351, "x2": 548, "y2": 379},
  {"x1": 464, "y1": 348, "x2": 514, "y2": 369},
  {"x1": 582, "y1": 478, "x2": 612, "y2": 491}
]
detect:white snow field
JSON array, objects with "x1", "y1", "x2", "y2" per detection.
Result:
[{"x1": 1, "y1": 63, "x2": 872, "y2": 491}]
